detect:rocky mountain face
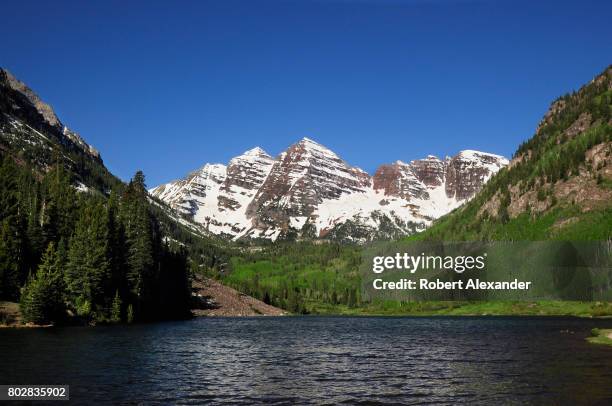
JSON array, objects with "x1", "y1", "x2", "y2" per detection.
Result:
[
  {"x1": 151, "y1": 138, "x2": 508, "y2": 242},
  {"x1": 0, "y1": 68, "x2": 112, "y2": 192},
  {"x1": 0, "y1": 68, "x2": 101, "y2": 162}
]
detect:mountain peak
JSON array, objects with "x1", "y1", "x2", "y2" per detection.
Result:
[
  {"x1": 297, "y1": 136, "x2": 326, "y2": 149},
  {"x1": 293, "y1": 136, "x2": 339, "y2": 159},
  {"x1": 1, "y1": 67, "x2": 61, "y2": 128},
  {"x1": 456, "y1": 149, "x2": 509, "y2": 164},
  {"x1": 0, "y1": 67, "x2": 15, "y2": 81},
  {"x1": 241, "y1": 146, "x2": 271, "y2": 158}
]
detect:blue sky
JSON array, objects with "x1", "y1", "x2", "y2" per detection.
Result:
[{"x1": 2, "y1": 0, "x2": 611, "y2": 186}]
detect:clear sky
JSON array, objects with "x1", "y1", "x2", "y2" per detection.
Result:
[{"x1": 2, "y1": 0, "x2": 611, "y2": 186}]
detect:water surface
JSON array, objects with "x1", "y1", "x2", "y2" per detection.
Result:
[{"x1": 1, "y1": 316, "x2": 612, "y2": 404}]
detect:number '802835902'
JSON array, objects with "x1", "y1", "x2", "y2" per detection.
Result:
[{"x1": 1, "y1": 385, "x2": 69, "y2": 400}]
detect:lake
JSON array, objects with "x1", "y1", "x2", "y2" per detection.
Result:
[{"x1": 1, "y1": 316, "x2": 612, "y2": 404}]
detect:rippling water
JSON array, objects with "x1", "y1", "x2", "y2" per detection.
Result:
[{"x1": 2, "y1": 316, "x2": 612, "y2": 404}]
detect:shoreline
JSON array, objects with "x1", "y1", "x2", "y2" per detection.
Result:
[
  {"x1": 587, "y1": 328, "x2": 612, "y2": 346},
  {"x1": 2, "y1": 313, "x2": 611, "y2": 329},
  {"x1": 4, "y1": 299, "x2": 612, "y2": 329}
]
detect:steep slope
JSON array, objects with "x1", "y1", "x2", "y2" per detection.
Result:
[
  {"x1": 0, "y1": 68, "x2": 117, "y2": 193},
  {"x1": 0, "y1": 67, "x2": 216, "y2": 244},
  {"x1": 151, "y1": 138, "x2": 507, "y2": 242},
  {"x1": 414, "y1": 65, "x2": 612, "y2": 241},
  {"x1": 150, "y1": 147, "x2": 276, "y2": 238}
]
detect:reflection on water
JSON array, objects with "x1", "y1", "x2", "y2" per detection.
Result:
[{"x1": 1, "y1": 316, "x2": 612, "y2": 404}]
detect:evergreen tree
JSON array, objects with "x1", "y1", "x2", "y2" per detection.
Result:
[
  {"x1": 111, "y1": 290, "x2": 122, "y2": 323},
  {"x1": 0, "y1": 157, "x2": 25, "y2": 300},
  {"x1": 0, "y1": 156, "x2": 20, "y2": 220},
  {"x1": 158, "y1": 247, "x2": 191, "y2": 319},
  {"x1": 127, "y1": 304, "x2": 134, "y2": 324},
  {"x1": 107, "y1": 189, "x2": 127, "y2": 292},
  {"x1": 0, "y1": 220, "x2": 21, "y2": 300},
  {"x1": 66, "y1": 200, "x2": 111, "y2": 319},
  {"x1": 41, "y1": 162, "x2": 77, "y2": 245},
  {"x1": 121, "y1": 171, "x2": 162, "y2": 320},
  {"x1": 20, "y1": 243, "x2": 65, "y2": 324},
  {"x1": 25, "y1": 199, "x2": 43, "y2": 266}
]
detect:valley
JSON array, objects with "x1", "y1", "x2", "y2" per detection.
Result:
[{"x1": 0, "y1": 64, "x2": 610, "y2": 324}]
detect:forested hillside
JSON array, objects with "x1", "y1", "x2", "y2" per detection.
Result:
[
  {"x1": 411, "y1": 65, "x2": 612, "y2": 241},
  {"x1": 221, "y1": 242, "x2": 362, "y2": 313},
  {"x1": 0, "y1": 68, "x2": 205, "y2": 324},
  {"x1": 0, "y1": 156, "x2": 191, "y2": 324}
]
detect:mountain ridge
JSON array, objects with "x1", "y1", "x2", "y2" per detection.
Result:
[
  {"x1": 0, "y1": 68, "x2": 101, "y2": 162},
  {"x1": 151, "y1": 138, "x2": 508, "y2": 242}
]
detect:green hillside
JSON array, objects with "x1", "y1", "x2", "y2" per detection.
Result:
[{"x1": 412, "y1": 66, "x2": 611, "y2": 242}]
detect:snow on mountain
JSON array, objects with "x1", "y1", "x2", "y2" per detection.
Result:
[
  {"x1": 149, "y1": 147, "x2": 276, "y2": 238},
  {"x1": 244, "y1": 137, "x2": 371, "y2": 237},
  {"x1": 150, "y1": 138, "x2": 508, "y2": 242},
  {"x1": 0, "y1": 68, "x2": 101, "y2": 161}
]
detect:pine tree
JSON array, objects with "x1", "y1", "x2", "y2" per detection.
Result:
[
  {"x1": 65, "y1": 200, "x2": 111, "y2": 319},
  {"x1": 111, "y1": 290, "x2": 122, "y2": 323},
  {"x1": 107, "y1": 189, "x2": 127, "y2": 296},
  {"x1": 121, "y1": 171, "x2": 162, "y2": 320},
  {"x1": 0, "y1": 220, "x2": 21, "y2": 300},
  {"x1": 23, "y1": 181, "x2": 43, "y2": 277},
  {"x1": 41, "y1": 162, "x2": 77, "y2": 245},
  {"x1": 127, "y1": 304, "x2": 134, "y2": 324},
  {"x1": 0, "y1": 156, "x2": 20, "y2": 220},
  {"x1": 20, "y1": 243, "x2": 65, "y2": 324},
  {"x1": 65, "y1": 216, "x2": 88, "y2": 312},
  {"x1": 0, "y1": 156, "x2": 25, "y2": 300}
]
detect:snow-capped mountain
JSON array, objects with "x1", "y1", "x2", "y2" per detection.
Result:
[{"x1": 150, "y1": 138, "x2": 508, "y2": 242}]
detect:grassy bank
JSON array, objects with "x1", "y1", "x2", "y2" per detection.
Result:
[
  {"x1": 305, "y1": 300, "x2": 612, "y2": 317},
  {"x1": 6, "y1": 297, "x2": 612, "y2": 323},
  {"x1": 587, "y1": 328, "x2": 612, "y2": 345}
]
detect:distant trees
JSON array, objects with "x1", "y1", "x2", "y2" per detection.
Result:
[
  {"x1": 0, "y1": 155, "x2": 191, "y2": 325},
  {"x1": 223, "y1": 242, "x2": 363, "y2": 314}
]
